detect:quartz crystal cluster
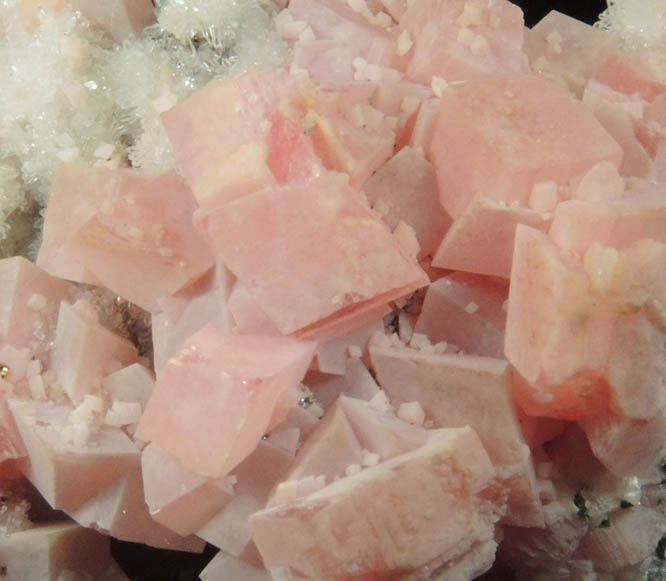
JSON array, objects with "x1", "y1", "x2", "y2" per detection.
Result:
[{"x1": 0, "y1": 0, "x2": 665, "y2": 580}]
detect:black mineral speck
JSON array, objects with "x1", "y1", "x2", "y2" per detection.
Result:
[
  {"x1": 573, "y1": 492, "x2": 588, "y2": 518},
  {"x1": 656, "y1": 535, "x2": 666, "y2": 560}
]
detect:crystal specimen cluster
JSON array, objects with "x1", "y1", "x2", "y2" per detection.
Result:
[
  {"x1": 0, "y1": 0, "x2": 665, "y2": 580},
  {"x1": 0, "y1": 0, "x2": 285, "y2": 258}
]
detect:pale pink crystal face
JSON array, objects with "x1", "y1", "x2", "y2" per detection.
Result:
[
  {"x1": 414, "y1": 272, "x2": 508, "y2": 358},
  {"x1": 279, "y1": 400, "x2": 364, "y2": 486},
  {"x1": 505, "y1": 225, "x2": 614, "y2": 419},
  {"x1": 251, "y1": 427, "x2": 502, "y2": 580},
  {"x1": 8, "y1": 399, "x2": 140, "y2": 513},
  {"x1": 199, "y1": 173, "x2": 428, "y2": 337},
  {"x1": 400, "y1": 0, "x2": 527, "y2": 84},
  {"x1": 524, "y1": 10, "x2": 616, "y2": 97},
  {"x1": 370, "y1": 346, "x2": 543, "y2": 527},
  {"x1": 0, "y1": 257, "x2": 72, "y2": 351},
  {"x1": 362, "y1": 146, "x2": 450, "y2": 259},
  {"x1": 288, "y1": 0, "x2": 404, "y2": 77},
  {"x1": 72, "y1": 463, "x2": 205, "y2": 551},
  {"x1": 161, "y1": 69, "x2": 318, "y2": 211},
  {"x1": 197, "y1": 439, "x2": 295, "y2": 557},
  {"x1": 141, "y1": 443, "x2": 234, "y2": 536},
  {"x1": 432, "y1": 195, "x2": 551, "y2": 278},
  {"x1": 136, "y1": 328, "x2": 316, "y2": 478},
  {"x1": 0, "y1": 522, "x2": 124, "y2": 580},
  {"x1": 39, "y1": 165, "x2": 215, "y2": 313},
  {"x1": 152, "y1": 261, "x2": 234, "y2": 374},
  {"x1": 51, "y1": 300, "x2": 139, "y2": 404},
  {"x1": 429, "y1": 74, "x2": 623, "y2": 219}
]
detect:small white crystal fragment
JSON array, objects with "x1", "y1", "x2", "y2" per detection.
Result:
[
  {"x1": 546, "y1": 29, "x2": 564, "y2": 54},
  {"x1": 353, "y1": 57, "x2": 368, "y2": 78},
  {"x1": 105, "y1": 400, "x2": 142, "y2": 428},
  {"x1": 409, "y1": 333, "x2": 435, "y2": 354},
  {"x1": 299, "y1": 26, "x2": 316, "y2": 42},
  {"x1": 361, "y1": 451, "x2": 380, "y2": 467},
  {"x1": 26, "y1": 294, "x2": 47, "y2": 311},
  {"x1": 431, "y1": 76, "x2": 448, "y2": 98},
  {"x1": 61, "y1": 423, "x2": 91, "y2": 448},
  {"x1": 397, "y1": 401, "x2": 426, "y2": 426},
  {"x1": 93, "y1": 143, "x2": 115, "y2": 160},
  {"x1": 28, "y1": 374, "x2": 46, "y2": 399},
  {"x1": 273, "y1": 480, "x2": 299, "y2": 504},
  {"x1": 457, "y1": 2, "x2": 482, "y2": 27},
  {"x1": 345, "y1": 463, "x2": 362, "y2": 477},
  {"x1": 529, "y1": 181, "x2": 559, "y2": 212},
  {"x1": 470, "y1": 34, "x2": 490, "y2": 56},
  {"x1": 281, "y1": 19, "x2": 308, "y2": 40},
  {"x1": 70, "y1": 395, "x2": 104, "y2": 431},
  {"x1": 457, "y1": 27, "x2": 475, "y2": 47},
  {"x1": 397, "y1": 30, "x2": 413, "y2": 56},
  {"x1": 584, "y1": 244, "x2": 622, "y2": 295},
  {"x1": 57, "y1": 147, "x2": 80, "y2": 163},
  {"x1": 433, "y1": 341, "x2": 448, "y2": 354},
  {"x1": 622, "y1": 476, "x2": 642, "y2": 505},
  {"x1": 369, "y1": 390, "x2": 391, "y2": 411},
  {"x1": 400, "y1": 95, "x2": 421, "y2": 115},
  {"x1": 374, "y1": 11, "x2": 392, "y2": 28}
]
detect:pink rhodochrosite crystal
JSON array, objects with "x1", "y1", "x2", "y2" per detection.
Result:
[
  {"x1": 369, "y1": 346, "x2": 543, "y2": 527},
  {"x1": 400, "y1": 0, "x2": 527, "y2": 83},
  {"x1": 524, "y1": 10, "x2": 617, "y2": 97},
  {"x1": 8, "y1": 399, "x2": 140, "y2": 513},
  {"x1": 414, "y1": 272, "x2": 508, "y2": 358},
  {"x1": 0, "y1": 257, "x2": 72, "y2": 351},
  {"x1": 507, "y1": 223, "x2": 666, "y2": 422},
  {"x1": 141, "y1": 443, "x2": 235, "y2": 536},
  {"x1": 135, "y1": 328, "x2": 316, "y2": 478},
  {"x1": 287, "y1": 0, "x2": 404, "y2": 77},
  {"x1": 71, "y1": 462, "x2": 206, "y2": 551},
  {"x1": 429, "y1": 73, "x2": 623, "y2": 219},
  {"x1": 277, "y1": 399, "x2": 365, "y2": 486},
  {"x1": 152, "y1": 260, "x2": 234, "y2": 373},
  {"x1": 0, "y1": 522, "x2": 126, "y2": 581},
  {"x1": 196, "y1": 439, "x2": 295, "y2": 557},
  {"x1": 38, "y1": 164, "x2": 215, "y2": 313},
  {"x1": 198, "y1": 173, "x2": 428, "y2": 337},
  {"x1": 51, "y1": 300, "x2": 139, "y2": 404},
  {"x1": 431, "y1": 195, "x2": 552, "y2": 278},
  {"x1": 161, "y1": 69, "x2": 318, "y2": 212},
  {"x1": 362, "y1": 146, "x2": 450, "y2": 259},
  {"x1": 251, "y1": 427, "x2": 502, "y2": 580}
]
